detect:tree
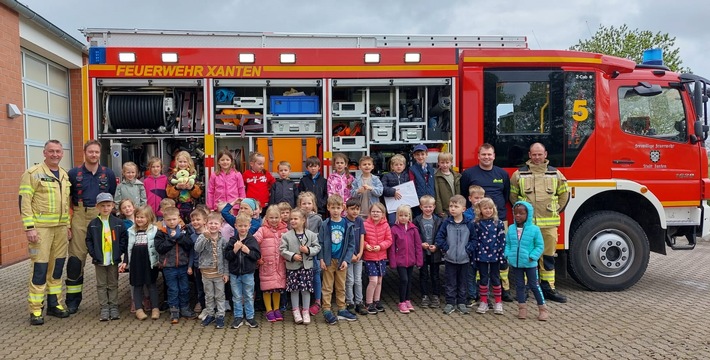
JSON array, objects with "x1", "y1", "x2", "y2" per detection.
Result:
[{"x1": 571, "y1": 24, "x2": 689, "y2": 73}]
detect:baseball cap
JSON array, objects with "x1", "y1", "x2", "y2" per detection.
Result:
[
  {"x1": 241, "y1": 198, "x2": 257, "y2": 211},
  {"x1": 96, "y1": 192, "x2": 113, "y2": 204},
  {"x1": 412, "y1": 144, "x2": 428, "y2": 153}
]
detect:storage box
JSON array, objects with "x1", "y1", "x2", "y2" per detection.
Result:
[
  {"x1": 234, "y1": 97, "x2": 264, "y2": 107},
  {"x1": 270, "y1": 96, "x2": 320, "y2": 114},
  {"x1": 333, "y1": 136, "x2": 366, "y2": 150},
  {"x1": 371, "y1": 121, "x2": 394, "y2": 142},
  {"x1": 271, "y1": 119, "x2": 317, "y2": 134},
  {"x1": 333, "y1": 101, "x2": 365, "y2": 116},
  {"x1": 400, "y1": 125, "x2": 423, "y2": 141}
]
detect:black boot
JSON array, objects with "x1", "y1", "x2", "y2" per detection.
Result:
[
  {"x1": 501, "y1": 289, "x2": 514, "y2": 303},
  {"x1": 541, "y1": 281, "x2": 567, "y2": 303}
]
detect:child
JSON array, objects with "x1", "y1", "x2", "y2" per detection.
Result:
[
  {"x1": 389, "y1": 205, "x2": 424, "y2": 314},
  {"x1": 114, "y1": 161, "x2": 147, "y2": 211},
  {"x1": 194, "y1": 212, "x2": 229, "y2": 329},
  {"x1": 408, "y1": 144, "x2": 435, "y2": 216},
  {"x1": 225, "y1": 214, "x2": 262, "y2": 329},
  {"x1": 280, "y1": 208, "x2": 321, "y2": 325},
  {"x1": 463, "y1": 185, "x2": 485, "y2": 307},
  {"x1": 186, "y1": 208, "x2": 208, "y2": 318},
  {"x1": 86, "y1": 193, "x2": 127, "y2": 321},
  {"x1": 145, "y1": 157, "x2": 168, "y2": 218},
  {"x1": 350, "y1": 156, "x2": 383, "y2": 218},
  {"x1": 435, "y1": 195, "x2": 476, "y2": 315},
  {"x1": 412, "y1": 195, "x2": 443, "y2": 308},
  {"x1": 472, "y1": 198, "x2": 506, "y2": 315},
  {"x1": 318, "y1": 194, "x2": 357, "y2": 324},
  {"x1": 362, "y1": 202, "x2": 392, "y2": 314},
  {"x1": 154, "y1": 206, "x2": 195, "y2": 323},
  {"x1": 505, "y1": 201, "x2": 548, "y2": 321},
  {"x1": 434, "y1": 152, "x2": 461, "y2": 218},
  {"x1": 120, "y1": 205, "x2": 160, "y2": 320},
  {"x1": 166, "y1": 151, "x2": 203, "y2": 224},
  {"x1": 207, "y1": 149, "x2": 245, "y2": 212},
  {"x1": 277, "y1": 202, "x2": 292, "y2": 226},
  {"x1": 220, "y1": 198, "x2": 262, "y2": 235},
  {"x1": 297, "y1": 191, "x2": 324, "y2": 316},
  {"x1": 253, "y1": 205, "x2": 288, "y2": 322},
  {"x1": 343, "y1": 198, "x2": 367, "y2": 316},
  {"x1": 297, "y1": 156, "x2": 328, "y2": 218},
  {"x1": 216, "y1": 202, "x2": 235, "y2": 241},
  {"x1": 381, "y1": 154, "x2": 409, "y2": 224},
  {"x1": 270, "y1": 161, "x2": 297, "y2": 208},
  {"x1": 118, "y1": 198, "x2": 136, "y2": 230},
  {"x1": 327, "y1": 153, "x2": 354, "y2": 212},
  {"x1": 244, "y1": 152, "x2": 275, "y2": 214}
]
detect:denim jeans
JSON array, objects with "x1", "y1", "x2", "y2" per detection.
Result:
[
  {"x1": 467, "y1": 261, "x2": 478, "y2": 299},
  {"x1": 345, "y1": 260, "x2": 363, "y2": 305},
  {"x1": 163, "y1": 265, "x2": 190, "y2": 308},
  {"x1": 313, "y1": 257, "x2": 322, "y2": 301},
  {"x1": 511, "y1": 266, "x2": 545, "y2": 306},
  {"x1": 230, "y1": 273, "x2": 255, "y2": 319}
]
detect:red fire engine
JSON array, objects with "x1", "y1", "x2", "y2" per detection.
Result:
[{"x1": 81, "y1": 28, "x2": 710, "y2": 291}]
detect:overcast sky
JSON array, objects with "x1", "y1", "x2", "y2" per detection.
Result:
[{"x1": 17, "y1": 0, "x2": 710, "y2": 76}]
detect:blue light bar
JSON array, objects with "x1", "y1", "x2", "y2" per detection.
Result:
[
  {"x1": 89, "y1": 47, "x2": 106, "y2": 64},
  {"x1": 642, "y1": 48, "x2": 663, "y2": 66}
]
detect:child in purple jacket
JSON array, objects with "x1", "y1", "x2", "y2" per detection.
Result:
[{"x1": 389, "y1": 205, "x2": 423, "y2": 314}]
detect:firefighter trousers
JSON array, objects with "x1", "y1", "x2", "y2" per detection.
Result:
[
  {"x1": 538, "y1": 226, "x2": 558, "y2": 289},
  {"x1": 66, "y1": 204, "x2": 97, "y2": 309},
  {"x1": 28, "y1": 226, "x2": 68, "y2": 314}
]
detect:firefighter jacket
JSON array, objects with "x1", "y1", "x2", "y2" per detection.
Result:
[
  {"x1": 19, "y1": 162, "x2": 71, "y2": 230},
  {"x1": 509, "y1": 159, "x2": 569, "y2": 228}
]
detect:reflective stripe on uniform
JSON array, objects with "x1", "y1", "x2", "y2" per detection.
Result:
[
  {"x1": 66, "y1": 284, "x2": 82, "y2": 294},
  {"x1": 19, "y1": 185, "x2": 35, "y2": 196},
  {"x1": 28, "y1": 293, "x2": 44, "y2": 304},
  {"x1": 47, "y1": 285, "x2": 62, "y2": 295}
]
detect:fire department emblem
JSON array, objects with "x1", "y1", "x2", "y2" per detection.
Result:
[{"x1": 650, "y1": 150, "x2": 661, "y2": 163}]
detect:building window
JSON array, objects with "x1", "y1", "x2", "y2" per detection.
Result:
[{"x1": 21, "y1": 50, "x2": 72, "y2": 169}]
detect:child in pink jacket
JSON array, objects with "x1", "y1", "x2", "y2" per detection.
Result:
[
  {"x1": 253, "y1": 205, "x2": 288, "y2": 322},
  {"x1": 389, "y1": 205, "x2": 424, "y2": 314},
  {"x1": 362, "y1": 203, "x2": 393, "y2": 314},
  {"x1": 207, "y1": 150, "x2": 246, "y2": 211}
]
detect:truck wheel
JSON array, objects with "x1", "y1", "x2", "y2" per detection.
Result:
[{"x1": 569, "y1": 211, "x2": 649, "y2": 291}]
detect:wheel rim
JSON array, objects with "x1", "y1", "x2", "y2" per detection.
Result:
[{"x1": 585, "y1": 229, "x2": 634, "y2": 277}]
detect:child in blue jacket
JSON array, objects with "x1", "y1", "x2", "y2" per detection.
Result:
[{"x1": 504, "y1": 201, "x2": 549, "y2": 321}]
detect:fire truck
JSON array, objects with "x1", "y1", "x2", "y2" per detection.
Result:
[{"x1": 81, "y1": 28, "x2": 710, "y2": 291}]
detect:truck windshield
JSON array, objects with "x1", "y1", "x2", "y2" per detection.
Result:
[{"x1": 618, "y1": 86, "x2": 687, "y2": 143}]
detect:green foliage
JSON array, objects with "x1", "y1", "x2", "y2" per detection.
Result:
[{"x1": 571, "y1": 24, "x2": 689, "y2": 73}]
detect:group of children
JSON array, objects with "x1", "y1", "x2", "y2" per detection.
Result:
[{"x1": 85, "y1": 144, "x2": 550, "y2": 328}]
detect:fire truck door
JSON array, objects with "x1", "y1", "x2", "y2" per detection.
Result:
[{"x1": 609, "y1": 82, "x2": 700, "y2": 201}]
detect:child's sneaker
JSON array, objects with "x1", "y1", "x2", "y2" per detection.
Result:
[
  {"x1": 430, "y1": 295, "x2": 441, "y2": 308},
  {"x1": 180, "y1": 307, "x2": 196, "y2": 319},
  {"x1": 366, "y1": 303, "x2": 378, "y2": 315},
  {"x1": 293, "y1": 308, "x2": 303, "y2": 324},
  {"x1": 346, "y1": 303, "x2": 356, "y2": 315},
  {"x1": 458, "y1": 304, "x2": 471, "y2": 314},
  {"x1": 493, "y1": 302, "x2": 504, "y2": 315},
  {"x1": 337, "y1": 309, "x2": 357, "y2": 321},
  {"x1": 309, "y1": 301, "x2": 321, "y2": 316},
  {"x1": 466, "y1": 297, "x2": 477, "y2": 308},
  {"x1": 246, "y1": 318, "x2": 259, "y2": 328},
  {"x1": 170, "y1": 307, "x2": 180, "y2": 324},
  {"x1": 215, "y1": 316, "x2": 225, "y2": 329},
  {"x1": 273, "y1": 309, "x2": 284, "y2": 321},
  {"x1": 476, "y1": 302, "x2": 489, "y2": 314},
  {"x1": 99, "y1": 307, "x2": 110, "y2": 321},
  {"x1": 375, "y1": 301, "x2": 385, "y2": 312},
  {"x1": 198, "y1": 309, "x2": 208, "y2": 320},
  {"x1": 405, "y1": 300, "x2": 415, "y2": 311},
  {"x1": 265, "y1": 311, "x2": 276, "y2": 322},
  {"x1": 442, "y1": 304, "x2": 455, "y2": 315},
  {"x1": 421, "y1": 295, "x2": 431, "y2": 307},
  {"x1": 151, "y1": 308, "x2": 160, "y2": 320},
  {"x1": 301, "y1": 309, "x2": 311, "y2": 325},
  {"x1": 231, "y1": 317, "x2": 244, "y2": 329},
  {"x1": 109, "y1": 306, "x2": 120, "y2": 320},
  {"x1": 355, "y1": 303, "x2": 368, "y2": 316},
  {"x1": 201, "y1": 315, "x2": 215, "y2": 326},
  {"x1": 398, "y1": 302, "x2": 410, "y2": 314},
  {"x1": 323, "y1": 310, "x2": 338, "y2": 325}
]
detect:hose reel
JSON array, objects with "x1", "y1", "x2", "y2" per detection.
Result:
[{"x1": 105, "y1": 92, "x2": 168, "y2": 132}]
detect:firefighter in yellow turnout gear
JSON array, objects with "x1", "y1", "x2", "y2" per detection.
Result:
[
  {"x1": 19, "y1": 140, "x2": 72, "y2": 325},
  {"x1": 509, "y1": 143, "x2": 570, "y2": 303}
]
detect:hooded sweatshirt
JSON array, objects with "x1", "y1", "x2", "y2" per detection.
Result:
[
  {"x1": 504, "y1": 201, "x2": 544, "y2": 268},
  {"x1": 207, "y1": 169, "x2": 246, "y2": 211},
  {"x1": 435, "y1": 216, "x2": 476, "y2": 264}
]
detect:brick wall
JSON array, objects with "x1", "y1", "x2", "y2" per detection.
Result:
[{"x1": 0, "y1": 4, "x2": 26, "y2": 265}]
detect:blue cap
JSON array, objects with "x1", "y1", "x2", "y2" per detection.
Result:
[
  {"x1": 96, "y1": 192, "x2": 113, "y2": 204},
  {"x1": 241, "y1": 198, "x2": 257, "y2": 211},
  {"x1": 412, "y1": 144, "x2": 428, "y2": 153}
]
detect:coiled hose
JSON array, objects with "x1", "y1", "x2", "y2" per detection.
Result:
[{"x1": 107, "y1": 94, "x2": 165, "y2": 130}]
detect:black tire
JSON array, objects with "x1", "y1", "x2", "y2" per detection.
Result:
[{"x1": 569, "y1": 211, "x2": 650, "y2": 291}]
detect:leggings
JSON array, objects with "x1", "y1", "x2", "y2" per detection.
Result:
[
  {"x1": 133, "y1": 284, "x2": 158, "y2": 310},
  {"x1": 366, "y1": 276, "x2": 383, "y2": 304},
  {"x1": 396, "y1": 266, "x2": 414, "y2": 303},
  {"x1": 290, "y1": 291, "x2": 311, "y2": 310}
]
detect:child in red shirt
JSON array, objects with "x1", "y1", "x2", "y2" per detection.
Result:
[{"x1": 244, "y1": 152, "x2": 275, "y2": 215}]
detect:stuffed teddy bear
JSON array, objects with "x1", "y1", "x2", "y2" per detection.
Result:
[{"x1": 170, "y1": 169, "x2": 196, "y2": 188}]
